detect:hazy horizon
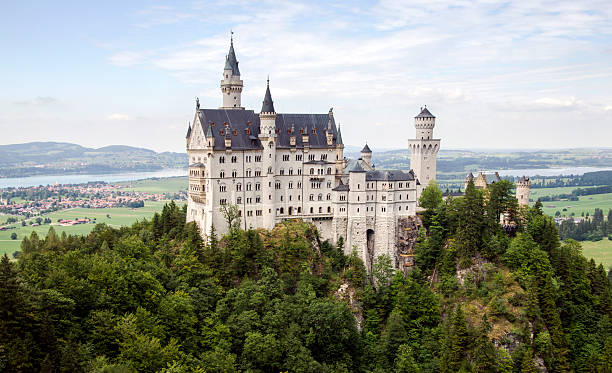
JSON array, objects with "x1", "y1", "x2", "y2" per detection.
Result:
[{"x1": 1, "y1": 1, "x2": 611, "y2": 153}]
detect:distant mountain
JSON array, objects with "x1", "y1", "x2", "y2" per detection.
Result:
[
  {"x1": 0, "y1": 142, "x2": 187, "y2": 178},
  {"x1": 344, "y1": 146, "x2": 612, "y2": 175}
]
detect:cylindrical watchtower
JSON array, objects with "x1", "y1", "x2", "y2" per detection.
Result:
[{"x1": 516, "y1": 176, "x2": 531, "y2": 206}]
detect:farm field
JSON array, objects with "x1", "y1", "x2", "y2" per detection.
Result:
[
  {"x1": 581, "y1": 239, "x2": 612, "y2": 269},
  {"x1": 118, "y1": 176, "x2": 187, "y2": 193},
  {"x1": 538, "y1": 192, "x2": 612, "y2": 217},
  {"x1": 528, "y1": 186, "x2": 600, "y2": 200},
  {"x1": 0, "y1": 200, "x2": 172, "y2": 257}
]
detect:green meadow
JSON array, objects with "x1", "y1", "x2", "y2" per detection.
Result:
[
  {"x1": 118, "y1": 176, "x2": 187, "y2": 193},
  {"x1": 0, "y1": 200, "x2": 172, "y2": 257},
  {"x1": 581, "y1": 239, "x2": 612, "y2": 269},
  {"x1": 538, "y1": 192, "x2": 612, "y2": 217}
]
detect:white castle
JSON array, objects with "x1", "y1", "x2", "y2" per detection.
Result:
[{"x1": 185, "y1": 37, "x2": 441, "y2": 270}]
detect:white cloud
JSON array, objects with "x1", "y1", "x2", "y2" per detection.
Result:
[
  {"x1": 108, "y1": 51, "x2": 150, "y2": 67},
  {"x1": 107, "y1": 113, "x2": 131, "y2": 121},
  {"x1": 14, "y1": 96, "x2": 59, "y2": 106}
]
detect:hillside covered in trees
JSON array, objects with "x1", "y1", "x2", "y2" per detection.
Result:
[{"x1": 1, "y1": 181, "x2": 612, "y2": 372}]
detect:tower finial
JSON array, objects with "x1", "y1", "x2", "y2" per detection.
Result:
[
  {"x1": 230, "y1": 29, "x2": 233, "y2": 44},
  {"x1": 267, "y1": 75, "x2": 270, "y2": 86}
]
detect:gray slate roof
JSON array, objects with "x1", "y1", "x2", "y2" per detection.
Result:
[
  {"x1": 261, "y1": 83, "x2": 275, "y2": 113},
  {"x1": 185, "y1": 123, "x2": 192, "y2": 139},
  {"x1": 347, "y1": 161, "x2": 365, "y2": 173},
  {"x1": 415, "y1": 107, "x2": 435, "y2": 118},
  {"x1": 224, "y1": 40, "x2": 240, "y2": 76},
  {"x1": 366, "y1": 169, "x2": 415, "y2": 182},
  {"x1": 332, "y1": 181, "x2": 350, "y2": 191},
  {"x1": 196, "y1": 109, "x2": 340, "y2": 151},
  {"x1": 361, "y1": 144, "x2": 372, "y2": 153}
]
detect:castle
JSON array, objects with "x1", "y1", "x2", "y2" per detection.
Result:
[{"x1": 185, "y1": 37, "x2": 442, "y2": 271}]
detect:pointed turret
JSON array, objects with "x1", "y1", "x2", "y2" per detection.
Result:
[
  {"x1": 259, "y1": 78, "x2": 277, "y2": 137},
  {"x1": 261, "y1": 78, "x2": 275, "y2": 113},
  {"x1": 220, "y1": 33, "x2": 244, "y2": 109},
  {"x1": 185, "y1": 122, "x2": 192, "y2": 139},
  {"x1": 361, "y1": 144, "x2": 372, "y2": 153},
  {"x1": 224, "y1": 35, "x2": 240, "y2": 76},
  {"x1": 337, "y1": 124, "x2": 343, "y2": 145}
]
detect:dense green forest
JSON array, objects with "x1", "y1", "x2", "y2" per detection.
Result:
[{"x1": 1, "y1": 180, "x2": 612, "y2": 372}]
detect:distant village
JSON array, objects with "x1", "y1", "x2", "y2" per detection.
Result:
[{"x1": 0, "y1": 182, "x2": 186, "y2": 230}]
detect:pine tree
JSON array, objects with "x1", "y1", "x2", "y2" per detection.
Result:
[
  {"x1": 473, "y1": 317, "x2": 496, "y2": 373},
  {"x1": 520, "y1": 349, "x2": 538, "y2": 373},
  {"x1": 441, "y1": 306, "x2": 469, "y2": 372},
  {"x1": 455, "y1": 178, "x2": 484, "y2": 264}
]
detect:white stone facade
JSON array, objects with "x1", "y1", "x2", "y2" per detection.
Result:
[{"x1": 185, "y1": 39, "x2": 439, "y2": 271}]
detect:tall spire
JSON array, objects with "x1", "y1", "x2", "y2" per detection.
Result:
[
  {"x1": 261, "y1": 77, "x2": 275, "y2": 113},
  {"x1": 337, "y1": 124, "x2": 343, "y2": 145},
  {"x1": 224, "y1": 31, "x2": 240, "y2": 76}
]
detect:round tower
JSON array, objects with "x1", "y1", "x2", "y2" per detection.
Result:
[
  {"x1": 516, "y1": 176, "x2": 531, "y2": 206},
  {"x1": 408, "y1": 106, "x2": 440, "y2": 196},
  {"x1": 414, "y1": 106, "x2": 436, "y2": 140},
  {"x1": 258, "y1": 79, "x2": 277, "y2": 229},
  {"x1": 220, "y1": 34, "x2": 244, "y2": 109}
]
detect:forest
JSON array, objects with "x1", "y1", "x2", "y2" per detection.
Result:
[{"x1": 1, "y1": 180, "x2": 612, "y2": 372}]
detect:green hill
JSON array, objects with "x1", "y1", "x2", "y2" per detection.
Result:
[
  {"x1": 0, "y1": 141, "x2": 186, "y2": 178},
  {"x1": 2, "y1": 182, "x2": 611, "y2": 371}
]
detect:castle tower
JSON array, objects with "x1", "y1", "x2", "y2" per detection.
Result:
[
  {"x1": 360, "y1": 143, "x2": 372, "y2": 170},
  {"x1": 408, "y1": 106, "x2": 440, "y2": 195},
  {"x1": 220, "y1": 34, "x2": 244, "y2": 110},
  {"x1": 258, "y1": 79, "x2": 277, "y2": 229},
  {"x1": 516, "y1": 176, "x2": 531, "y2": 206}
]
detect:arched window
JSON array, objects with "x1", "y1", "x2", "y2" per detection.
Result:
[
  {"x1": 310, "y1": 168, "x2": 314, "y2": 175},
  {"x1": 327, "y1": 167, "x2": 331, "y2": 175},
  {"x1": 219, "y1": 171, "x2": 225, "y2": 178},
  {"x1": 318, "y1": 193, "x2": 322, "y2": 201},
  {"x1": 231, "y1": 170, "x2": 237, "y2": 178},
  {"x1": 236, "y1": 183, "x2": 242, "y2": 191}
]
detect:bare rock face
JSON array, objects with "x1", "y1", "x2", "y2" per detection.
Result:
[
  {"x1": 395, "y1": 216, "x2": 421, "y2": 273},
  {"x1": 335, "y1": 282, "x2": 363, "y2": 330}
]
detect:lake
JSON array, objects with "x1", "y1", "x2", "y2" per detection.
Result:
[
  {"x1": 0, "y1": 168, "x2": 187, "y2": 188},
  {"x1": 491, "y1": 166, "x2": 612, "y2": 177}
]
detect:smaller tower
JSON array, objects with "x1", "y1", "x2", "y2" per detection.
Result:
[
  {"x1": 258, "y1": 79, "x2": 277, "y2": 229},
  {"x1": 516, "y1": 176, "x2": 531, "y2": 206},
  {"x1": 260, "y1": 78, "x2": 276, "y2": 135},
  {"x1": 408, "y1": 106, "x2": 440, "y2": 195},
  {"x1": 360, "y1": 143, "x2": 372, "y2": 170},
  {"x1": 220, "y1": 34, "x2": 244, "y2": 109}
]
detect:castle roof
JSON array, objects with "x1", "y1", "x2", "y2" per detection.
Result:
[
  {"x1": 415, "y1": 107, "x2": 435, "y2": 118},
  {"x1": 337, "y1": 125, "x2": 343, "y2": 145},
  {"x1": 361, "y1": 143, "x2": 372, "y2": 153},
  {"x1": 519, "y1": 175, "x2": 530, "y2": 182},
  {"x1": 224, "y1": 39, "x2": 240, "y2": 76},
  {"x1": 347, "y1": 161, "x2": 365, "y2": 173},
  {"x1": 185, "y1": 123, "x2": 192, "y2": 139},
  {"x1": 366, "y1": 169, "x2": 415, "y2": 182},
  {"x1": 261, "y1": 81, "x2": 275, "y2": 113},
  {"x1": 332, "y1": 181, "x2": 350, "y2": 191},
  {"x1": 194, "y1": 109, "x2": 341, "y2": 151}
]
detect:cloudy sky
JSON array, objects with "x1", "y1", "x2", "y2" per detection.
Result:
[{"x1": 1, "y1": 0, "x2": 611, "y2": 152}]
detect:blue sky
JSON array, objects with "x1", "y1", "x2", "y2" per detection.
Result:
[{"x1": 1, "y1": 0, "x2": 611, "y2": 152}]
